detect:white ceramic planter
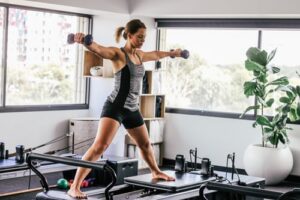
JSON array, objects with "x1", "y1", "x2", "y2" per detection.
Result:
[{"x1": 243, "y1": 144, "x2": 293, "y2": 185}]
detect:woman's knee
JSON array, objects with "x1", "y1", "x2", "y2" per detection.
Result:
[
  {"x1": 138, "y1": 140, "x2": 151, "y2": 152},
  {"x1": 91, "y1": 143, "x2": 109, "y2": 155}
]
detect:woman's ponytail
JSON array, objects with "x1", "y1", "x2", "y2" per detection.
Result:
[
  {"x1": 115, "y1": 20, "x2": 146, "y2": 43},
  {"x1": 115, "y1": 26, "x2": 125, "y2": 43}
]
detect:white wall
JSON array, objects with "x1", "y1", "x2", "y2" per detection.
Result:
[
  {"x1": 0, "y1": 110, "x2": 90, "y2": 154},
  {"x1": 164, "y1": 113, "x2": 300, "y2": 176}
]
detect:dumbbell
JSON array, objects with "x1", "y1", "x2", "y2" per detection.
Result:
[
  {"x1": 170, "y1": 49, "x2": 190, "y2": 59},
  {"x1": 67, "y1": 33, "x2": 93, "y2": 46}
]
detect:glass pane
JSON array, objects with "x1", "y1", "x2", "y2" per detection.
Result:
[
  {"x1": 0, "y1": 7, "x2": 5, "y2": 106},
  {"x1": 261, "y1": 30, "x2": 300, "y2": 116},
  {"x1": 160, "y1": 29, "x2": 257, "y2": 114},
  {"x1": 6, "y1": 8, "x2": 89, "y2": 105}
]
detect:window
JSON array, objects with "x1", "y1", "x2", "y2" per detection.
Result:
[
  {"x1": 0, "y1": 7, "x2": 4, "y2": 106},
  {"x1": 0, "y1": 5, "x2": 91, "y2": 111},
  {"x1": 261, "y1": 31, "x2": 300, "y2": 116},
  {"x1": 157, "y1": 19, "x2": 300, "y2": 118}
]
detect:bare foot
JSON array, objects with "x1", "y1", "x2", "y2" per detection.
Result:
[
  {"x1": 67, "y1": 187, "x2": 87, "y2": 199},
  {"x1": 152, "y1": 171, "x2": 175, "y2": 181}
]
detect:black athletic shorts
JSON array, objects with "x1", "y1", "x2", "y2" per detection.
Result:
[{"x1": 100, "y1": 100, "x2": 144, "y2": 129}]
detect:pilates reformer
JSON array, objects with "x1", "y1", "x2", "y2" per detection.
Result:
[{"x1": 26, "y1": 153, "x2": 267, "y2": 200}]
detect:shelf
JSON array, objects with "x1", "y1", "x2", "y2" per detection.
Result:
[
  {"x1": 140, "y1": 94, "x2": 165, "y2": 97},
  {"x1": 125, "y1": 134, "x2": 163, "y2": 145},
  {"x1": 83, "y1": 75, "x2": 113, "y2": 79},
  {"x1": 83, "y1": 51, "x2": 103, "y2": 76},
  {"x1": 125, "y1": 68, "x2": 165, "y2": 169},
  {"x1": 83, "y1": 50, "x2": 114, "y2": 78},
  {"x1": 140, "y1": 95, "x2": 165, "y2": 118},
  {"x1": 126, "y1": 141, "x2": 163, "y2": 168},
  {"x1": 70, "y1": 117, "x2": 99, "y2": 121},
  {"x1": 143, "y1": 117, "x2": 164, "y2": 121},
  {"x1": 125, "y1": 119, "x2": 164, "y2": 145},
  {"x1": 141, "y1": 70, "x2": 163, "y2": 94}
]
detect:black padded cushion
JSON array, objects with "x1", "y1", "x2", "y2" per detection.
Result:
[{"x1": 124, "y1": 170, "x2": 216, "y2": 192}]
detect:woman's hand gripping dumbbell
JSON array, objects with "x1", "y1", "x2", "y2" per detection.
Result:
[
  {"x1": 67, "y1": 33, "x2": 93, "y2": 46},
  {"x1": 170, "y1": 49, "x2": 190, "y2": 59}
]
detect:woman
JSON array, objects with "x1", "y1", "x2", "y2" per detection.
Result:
[{"x1": 68, "y1": 19, "x2": 184, "y2": 199}]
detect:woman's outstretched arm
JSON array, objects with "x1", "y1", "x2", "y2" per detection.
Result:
[
  {"x1": 74, "y1": 33, "x2": 120, "y2": 61},
  {"x1": 137, "y1": 49, "x2": 182, "y2": 62}
]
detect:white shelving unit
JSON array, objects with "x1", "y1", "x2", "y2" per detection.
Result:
[{"x1": 126, "y1": 70, "x2": 166, "y2": 169}]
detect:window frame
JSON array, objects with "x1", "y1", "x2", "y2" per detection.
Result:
[
  {"x1": 156, "y1": 18, "x2": 300, "y2": 123},
  {"x1": 0, "y1": 3, "x2": 92, "y2": 112}
]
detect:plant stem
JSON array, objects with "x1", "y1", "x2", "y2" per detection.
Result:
[{"x1": 261, "y1": 103, "x2": 265, "y2": 147}]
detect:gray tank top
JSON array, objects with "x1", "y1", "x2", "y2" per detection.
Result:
[{"x1": 107, "y1": 48, "x2": 145, "y2": 111}]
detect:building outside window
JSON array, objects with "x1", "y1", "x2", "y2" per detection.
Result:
[{"x1": 0, "y1": 5, "x2": 91, "y2": 111}]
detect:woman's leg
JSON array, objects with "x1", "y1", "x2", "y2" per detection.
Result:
[
  {"x1": 68, "y1": 117, "x2": 120, "y2": 199},
  {"x1": 127, "y1": 124, "x2": 175, "y2": 181}
]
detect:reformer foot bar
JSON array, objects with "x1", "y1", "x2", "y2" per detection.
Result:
[{"x1": 26, "y1": 153, "x2": 117, "y2": 200}]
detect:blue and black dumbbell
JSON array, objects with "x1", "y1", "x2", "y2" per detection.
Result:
[
  {"x1": 67, "y1": 33, "x2": 93, "y2": 46},
  {"x1": 170, "y1": 49, "x2": 190, "y2": 59}
]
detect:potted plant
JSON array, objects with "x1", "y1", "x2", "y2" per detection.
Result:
[{"x1": 240, "y1": 47, "x2": 300, "y2": 185}]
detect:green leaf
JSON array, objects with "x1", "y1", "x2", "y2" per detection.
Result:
[
  {"x1": 296, "y1": 86, "x2": 300, "y2": 97},
  {"x1": 271, "y1": 66, "x2": 280, "y2": 74},
  {"x1": 289, "y1": 108, "x2": 298, "y2": 122},
  {"x1": 256, "y1": 116, "x2": 272, "y2": 127},
  {"x1": 286, "y1": 91, "x2": 295, "y2": 100},
  {"x1": 267, "y1": 76, "x2": 289, "y2": 86},
  {"x1": 297, "y1": 102, "x2": 300, "y2": 117},
  {"x1": 266, "y1": 98, "x2": 274, "y2": 107},
  {"x1": 272, "y1": 113, "x2": 281, "y2": 124},
  {"x1": 279, "y1": 96, "x2": 290, "y2": 104},
  {"x1": 282, "y1": 105, "x2": 291, "y2": 114},
  {"x1": 266, "y1": 89, "x2": 274, "y2": 94},
  {"x1": 264, "y1": 127, "x2": 273, "y2": 133},
  {"x1": 255, "y1": 84, "x2": 265, "y2": 97},
  {"x1": 278, "y1": 133, "x2": 286, "y2": 144},
  {"x1": 246, "y1": 47, "x2": 261, "y2": 59},
  {"x1": 267, "y1": 49, "x2": 277, "y2": 63},
  {"x1": 246, "y1": 47, "x2": 268, "y2": 66},
  {"x1": 245, "y1": 60, "x2": 265, "y2": 72},
  {"x1": 253, "y1": 70, "x2": 260, "y2": 77},
  {"x1": 290, "y1": 103, "x2": 300, "y2": 122},
  {"x1": 243, "y1": 81, "x2": 257, "y2": 97},
  {"x1": 268, "y1": 133, "x2": 278, "y2": 146},
  {"x1": 240, "y1": 105, "x2": 260, "y2": 118},
  {"x1": 257, "y1": 74, "x2": 268, "y2": 83}
]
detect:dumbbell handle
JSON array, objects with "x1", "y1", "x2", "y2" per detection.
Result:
[
  {"x1": 67, "y1": 33, "x2": 93, "y2": 46},
  {"x1": 170, "y1": 49, "x2": 190, "y2": 59}
]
